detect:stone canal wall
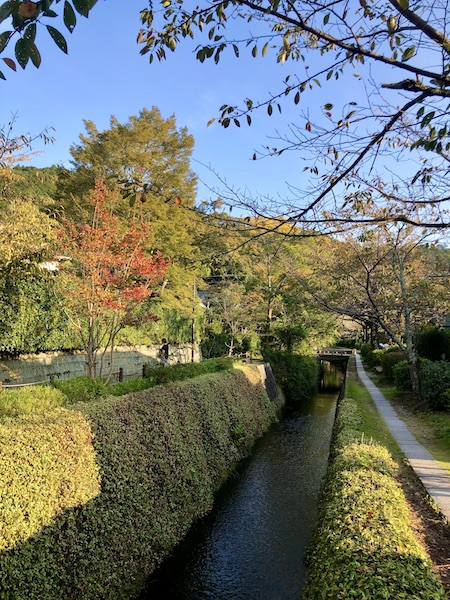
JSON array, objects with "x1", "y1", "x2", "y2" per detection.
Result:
[{"x1": 0, "y1": 343, "x2": 201, "y2": 385}]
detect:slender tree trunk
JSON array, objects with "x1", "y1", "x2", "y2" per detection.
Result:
[
  {"x1": 396, "y1": 249, "x2": 422, "y2": 401},
  {"x1": 87, "y1": 313, "x2": 96, "y2": 378}
]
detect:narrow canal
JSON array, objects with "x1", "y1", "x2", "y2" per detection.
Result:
[{"x1": 141, "y1": 372, "x2": 342, "y2": 599}]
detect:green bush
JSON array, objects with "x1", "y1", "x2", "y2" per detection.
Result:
[
  {"x1": 365, "y1": 348, "x2": 385, "y2": 368},
  {"x1": 304, "y1": 391, "x2": 446, "y2": 599},
  {"x1": 261, "y1": 349, "x2": 318, "y2": 402},
  {"x1": 143, "y1": 356, "x2": 234, "y2": 385},
  {"x1": 0, "y1": 366, "x2": 279, "y2": 599},
  {"x1": 417, "y1": 327, "x2": 450, "y2": 362},
  {"x1": 105, "y1": 378, "x2": 154, "y2": 396},
  {"x1": 381, "y1": 350, "x2": 407, "y2": 381},
  {"x1": 420, "y1": 360, "x2": 450, "y2": 411},
  {"x1": 51, "y1": 376, "x2": 107, "y2": 404},
  {"x1": 393, "y1": 360, "x2": 412, "y2": 391},
  {"x1": 360, "y1": 343, "x2": 373, "y2": 361},
  {"x1": 0, "y1": 385, "x2": 66, "y2": 418}
]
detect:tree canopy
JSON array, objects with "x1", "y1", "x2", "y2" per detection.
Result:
[
  {"x1": 55, "y1": 107, "x2": 204, "y2": 321},
  {"x1": 138, "y1": 0, "x2": 450, "y2": 233},
  {"x1": 2, "y1": 0, "x2": 450, "y2": 233}
]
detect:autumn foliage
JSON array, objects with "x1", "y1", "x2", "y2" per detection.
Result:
[{"x1": 59, "y1": 180, "x2": 169, "y2": 378}]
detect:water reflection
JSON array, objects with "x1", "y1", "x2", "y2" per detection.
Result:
[
  {"x1": 319, "y1": 361, "x2": 346, "y2": 392},
  {"x1": 141, "y1": 391, "x2": 338, "y2": 600}
]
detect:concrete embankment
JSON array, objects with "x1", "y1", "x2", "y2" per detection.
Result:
[{"x1": 0, "y1": 343, "x2": 201, "y2": 385}]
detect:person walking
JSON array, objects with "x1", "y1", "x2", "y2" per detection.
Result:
[{"x1": 159, "y1": 338, "x2": 169, "y2": 366}]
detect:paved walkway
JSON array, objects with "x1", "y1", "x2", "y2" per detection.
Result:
[{"x1": 355, "y1": 354, "x2": 450, "y2": 522}]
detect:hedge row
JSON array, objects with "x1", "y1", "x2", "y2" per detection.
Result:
[
  {"x1": 261, "y1": 349, "x2": 318, "y2": 402},
  {"x1": 0, "y1": 366, "x2": 280, "y2": 599},
  {"x1": 48, "y1": 357, "x2": 235, "y2": 405},
  {"x1": 393, "y1": 359, "x2": 450, "y2": 411},
  {"x1": 303, "y1": 380, "x2": 446, "y2": 599}
]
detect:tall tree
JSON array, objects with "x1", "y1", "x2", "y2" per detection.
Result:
[
  {"x1": 56, "y1": 107, "x2": 204, "y2": 333},
  {"x1": 58, "y1": 180, "x2": 169, "y2": 379}
]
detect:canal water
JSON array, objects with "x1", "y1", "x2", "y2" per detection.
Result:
[{"x1": 140, "y1": 370, "x2": 341, "y2": 600}]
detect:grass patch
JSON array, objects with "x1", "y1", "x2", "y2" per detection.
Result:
[
  {"x1": 303, "y1": 357, "x2": 446, "y2": 599},
  {"x1": 342, "y1": 366, "x2": 404, "y2": 463}
]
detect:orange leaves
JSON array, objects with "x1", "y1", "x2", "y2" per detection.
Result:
[
  {"x1": 60, "y1": 179, "x2": 170, "y2": 317},
  {"x1": 18, "y1": 2, "x2": 38, "y2": 19}
]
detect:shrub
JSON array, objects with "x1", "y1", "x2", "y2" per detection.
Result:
[
  {"x1": 143, "y1": 356, "x2": 234, "y2": 385},
  {"x1": 0, "y1": 366, "x2": 278, "y2": 599},
  {"x1": 417, "y1": 327, "x2": 450, "y2": 362},
  {"x1": 420, "y1": 360, "x2": 450, "y2": 411},
  {"x1": 261, "y1": 349, "x2": 318, "y2": 402},
  {"x1": 51, "y1": 376, "x2": 107, "y2": 404},
  {"x1": 304, "y1": 391, "x2": 446, "y2": 599},
  {"x1": 381, "y1": 350, "x2": 407, "y2": 381},
  {"x1": 359, "y1": 342, "x2": 373, "y2": 360},
  {"x1": 0, "y1": 384, "x2": 66, "y2": 418},
  {"x1": 360, "y1": 344, "x2": 385, "y2": 369},
  {"x1": 105, "y1": 378, "x2": 153, "y2": 396},
  {"x1": 393, "y1": 360, "x2": 412, "y2": 391}
]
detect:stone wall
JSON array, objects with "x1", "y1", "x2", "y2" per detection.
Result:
[{"x1": 0, "y1": 343, "x2": 201, "y2": 386}]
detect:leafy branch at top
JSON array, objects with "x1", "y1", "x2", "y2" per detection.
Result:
[{"x1": 0, "y1": 0, "x2": 98, "y2": 79}]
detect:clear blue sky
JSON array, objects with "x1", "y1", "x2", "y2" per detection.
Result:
[{"x1": 1, "y1": 0, "x2": 357, "y2": 206}]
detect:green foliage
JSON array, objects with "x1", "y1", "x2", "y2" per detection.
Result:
[
  {"x1": 49, "y1": 359, "x2": 234, "y2": 404},
  {"x1": 417, "y1": 327, "x2": 450, "y2": 361},
  {"x1": 10, "y1": 166, "x2": 59, "y2": 204},
  {"x1": 143, "y1": 356, "x2": 234, "y2": 385},
  {"x1": 105, "y1": 378, "x2": 154, "y2": 397},
  {"x1": 393, "y1": 360, "x2": 412, "y2": 392},
  {"x1": 420, "y1": 360, "x2": 450, "y2": 411},
  {"x1": 360, "y1": 343, "x2": 373, "y2": 361},
  {"x1": 262, "y1": 349, "x2": 318, "y2": 402},
  {"x1": 51, "y1": 376, "x2": 107, "y2": 404},
  {"x1": 0, "y1": 271, "x2": 75, "y2": 355},
  {"x1": 0, "y1": 410, "x2": 101, "y2": 557},
  {"x1": 200, "y1": 332, "x2": 231, "y2": 358},
  {"x1": 304, "y1": 386, "x2": 446, "y2": 599},
  {"x1": 381, "y1": 350, "x2": 407, "y2": 381},
  {"x1": 361, "y1": 346, "x2": 384, "y2": 369},
  {"x1": 0, "y1": 367, "x2": 278, "y2": 598},
  {"x1": 274, "y1": 323, "x2": 306, "y2": 352},
  {"x1": 0, "y1": 384, "x2": 65, "y2": 418},
  {"x1": 0, "y1": 0, "x2": 98, "y2": 80}
]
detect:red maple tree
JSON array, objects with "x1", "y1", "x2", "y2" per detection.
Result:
[{"x1": 59, "y1": 180, "x2": 169, "y2": 379}]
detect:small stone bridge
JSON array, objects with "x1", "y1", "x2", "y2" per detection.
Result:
[{"x1": 317, "y1": 348, "x2": 355, "y2": 363}]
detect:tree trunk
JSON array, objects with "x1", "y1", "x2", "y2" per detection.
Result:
[{"x1": 407, "y1": 357, "x2": 421, "y2": 399}]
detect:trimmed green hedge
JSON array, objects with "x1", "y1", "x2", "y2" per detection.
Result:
[
  {"x1": 0, "y1": 385, "x2": 66, "y2": 417},
  {"x1": 0, "y1": 366, "x2": 279, "y2": 599},
  {"x1": 303, "y1": 380, "x2": 446, "y2": 599},
  {"x1": 142, "y1": 356, "x2": 234, "y2": 385},
  {"x1": 261, "y1": 349, "x2": 318, "y2": 402},
  {"x1": 48, "y1": 357, "x2": 235, "y2": 404},
  {"x1": 380, "y1": 350, "x2": 406, "y2": 381}
]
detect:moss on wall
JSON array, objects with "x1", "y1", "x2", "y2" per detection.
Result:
[{"x1": 0, "y1": 365, "x2": 279, "y2": 599}]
